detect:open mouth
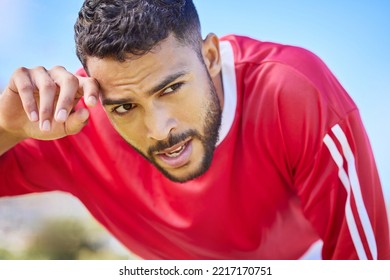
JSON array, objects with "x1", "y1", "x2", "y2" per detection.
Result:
[
  {"x1": 163, "y1": 143, "x2": 187, "y2": 158},
  {"x1": 155, "y1": 138, "x2": 193, "y2": 168}
]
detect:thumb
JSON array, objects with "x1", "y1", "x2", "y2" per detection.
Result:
[{"x1": 65, "y1": 108, "x2": 90, "y2": 135}]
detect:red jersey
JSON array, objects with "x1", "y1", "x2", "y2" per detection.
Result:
[{"x1": 1, "y1": 35, "x2": 389, "y2": 259}]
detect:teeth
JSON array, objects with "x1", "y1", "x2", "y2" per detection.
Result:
[{"x1": 164, "y1": 145, "x2": 185, "y2": 158}]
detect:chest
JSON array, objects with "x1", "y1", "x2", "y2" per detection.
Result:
[{"x1": 74, "y1": 131, "x2": 315, "y2": 259}]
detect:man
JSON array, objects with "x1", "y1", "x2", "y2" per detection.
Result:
[{"x1": 0, "y1": 0, "x2": 389, "y2": 259}]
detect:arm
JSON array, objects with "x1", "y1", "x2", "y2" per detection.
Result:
[
  {"x1": 0, "y1": 126, "x2": 24, "y2": 156},
  {"x1": 296, "y1": 113, "x2": 389, "y2": 259},
  {"x1": 274, "y1": 59, "x2": 390, "y2": 259},
  {"x1": 0, "y1": 66, "x2": 99, "y2": 156},
  {"x1": 0, "y1": 66, "x2": 100, "y2": 195},
  {"x1": 255, "y1": 50, "x2": 390, "y2": 259},
  {"x1": 319, "y1": 112, "x2": 389, "y2": 259}
]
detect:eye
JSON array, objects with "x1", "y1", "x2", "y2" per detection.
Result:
[
  {"x1": 112, "y1": 103, "x2": 136, "y2": 115},
  {"x1": 161, "y1": 82, "x2": 183, "y2": 95}
]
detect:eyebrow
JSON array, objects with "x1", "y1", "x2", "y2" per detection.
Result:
[{"x1": 102, "y1": 70, "x2": 190, "y2": 106}]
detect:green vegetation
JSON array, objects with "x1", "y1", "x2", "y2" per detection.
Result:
[{"x1": 0, "y1": 218, "x2": 129, "y2": 260}]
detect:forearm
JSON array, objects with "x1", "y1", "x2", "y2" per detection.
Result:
[
  {"x1": 0, "y1": 127, "x2": 25, "y2": 156},
  {"x1": 297, "y1": 112, "x2": 389, "y2": 259},
  {"x1": 0, "y1": 89, "x2": 26, "y2": 156}
]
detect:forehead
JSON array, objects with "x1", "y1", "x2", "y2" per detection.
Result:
[{"x1": 86, "y1": 36, "x2": 200, "y2": 95}]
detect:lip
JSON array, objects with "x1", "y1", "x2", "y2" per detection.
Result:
[{"x1": 155, "y1": 138, "x2": 193, "y2": 169}]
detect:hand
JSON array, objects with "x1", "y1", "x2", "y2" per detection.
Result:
[{"x1": 0, "y1": 66, "x2": 99, "y2": 141}]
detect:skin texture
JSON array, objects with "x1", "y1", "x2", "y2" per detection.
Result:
[
  {"x1": 87, "y1": 33, "x2": 224, "y2": 182},
  {"x1": 0, "y1": 32, "x2": 225, "y2": 183},
  {"x1": 0, "y1": 66, "x2": 98, "y2": 155}
]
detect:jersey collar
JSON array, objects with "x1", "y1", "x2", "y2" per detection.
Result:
[{"x1": 216, "y1": 40, "x2": 237, "y2": 146}]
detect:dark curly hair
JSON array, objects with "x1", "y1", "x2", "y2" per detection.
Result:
[{"x1": 74, "y1": 0, "x2": 202, "y2": 68}]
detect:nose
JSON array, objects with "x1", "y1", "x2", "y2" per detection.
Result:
[{"x1": 144, "y1": 105, "x2": 177, "y2": 141}]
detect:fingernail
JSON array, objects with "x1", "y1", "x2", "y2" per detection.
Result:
[
  {"x1": 30, "y1": 111, "x2": 38, "y2": 122},
  {"x1": 78, "y1": 108, "x2": 89, "y2": 121},
  {"x1": 41, "y1": 120, "x2": 51, "y2": 131},
  {"x1": 56, "y1": 109, "x2": 67, "y2": 122},
  {"x1": 87, "y1": 96, "x2": 97, "y2": 106}
]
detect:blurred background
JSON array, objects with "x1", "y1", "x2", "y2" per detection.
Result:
[{"x1": 0, "y1": 0, "x2": 389, "y2": 259}]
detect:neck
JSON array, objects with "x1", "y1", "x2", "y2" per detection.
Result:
[{"x1": 212, "y1": 71, "x2": 224, "y2": 109}]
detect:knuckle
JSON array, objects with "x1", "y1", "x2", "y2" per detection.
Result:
[
  {"x1": 40, "y1": 106, "x2": 53, "y2": 116},
  {"x1": 51, "y1": 66, "x2": 79, "y2": 87},
  {"x1": 18, "y1": 82, "x2": 34, "y2": 93},
  {"x1": 62, "y1": 74, "x2": 79, "y2": 86},
  {"x1": 14, "y1": 66, "x2": 29, "y2": 75},
  {"x1": 23, "y1": 99, "x2": 37, "y2": 110},
  {"x1": 40, "y1": 79, "x2": 57, "y2": 91},
  {"x1": 50, "y1": 65, "x2": 66, "y2": 72},
  {"x1": 60, "y1": 95, "x2": 75, "y2": 108},
  {"x1": 33, "y1": 66, "x2": 47, "y2": 72},
  {"x1": 83, "y1": 77, "x2": 100, "y2": 92}
]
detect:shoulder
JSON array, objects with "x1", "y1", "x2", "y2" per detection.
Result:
[
  {"x1": 220, "y1": 34, "x2": 322, "y2": 70},
  {"x1": 219, "y1": 35, "x2": 326, "y2": 106},
  {"x1": 219, "y1": 35, "x2": 344, "y2": 95},
  {"x1": 221, "y1": 35, "x2": 356, "y2": 119}
]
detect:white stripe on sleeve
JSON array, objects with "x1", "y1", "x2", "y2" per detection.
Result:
[
  {"x1": 331, "y1": 124, "x2": 377, "y2": 259},
  {"x1": 323, "y1": 124, "x2": 377, "y2": 259}
]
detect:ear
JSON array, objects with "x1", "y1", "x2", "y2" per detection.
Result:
[{"x1": 202, "y1": 33, "x2": 222, "y2": 78}]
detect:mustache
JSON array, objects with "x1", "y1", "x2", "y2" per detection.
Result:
[{"x1": 148, "y1": 129, "x2": 201, "y2": 155}]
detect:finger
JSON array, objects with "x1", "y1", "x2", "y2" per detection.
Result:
[
  {"x1": 77, "y1": 76, "x2": 100, "y2": 107},
  {"x1": 9, "y1": 67, "x2": 39, "y2": 122},
  {"x1": 49, "y1": 66, "x2": 80, "y2": 123},
  {"x1": 30, "y1": 66, "x2": 58, "y2": 131},
  {"x1": 64, "y1": 107, "x2": 90, "y2": 135}
]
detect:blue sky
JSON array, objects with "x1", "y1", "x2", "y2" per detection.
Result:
[{"x1": 0, "y1": 0, "x2": 389, "y2": 202}]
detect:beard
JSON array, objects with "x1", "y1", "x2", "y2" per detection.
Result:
[{"x1": 129, "y1": 75, "x2": 222, "y2": 183}]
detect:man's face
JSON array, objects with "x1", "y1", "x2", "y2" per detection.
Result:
[{"x1": 87, "y1": 35, "x2": 222, "y2": 182}]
